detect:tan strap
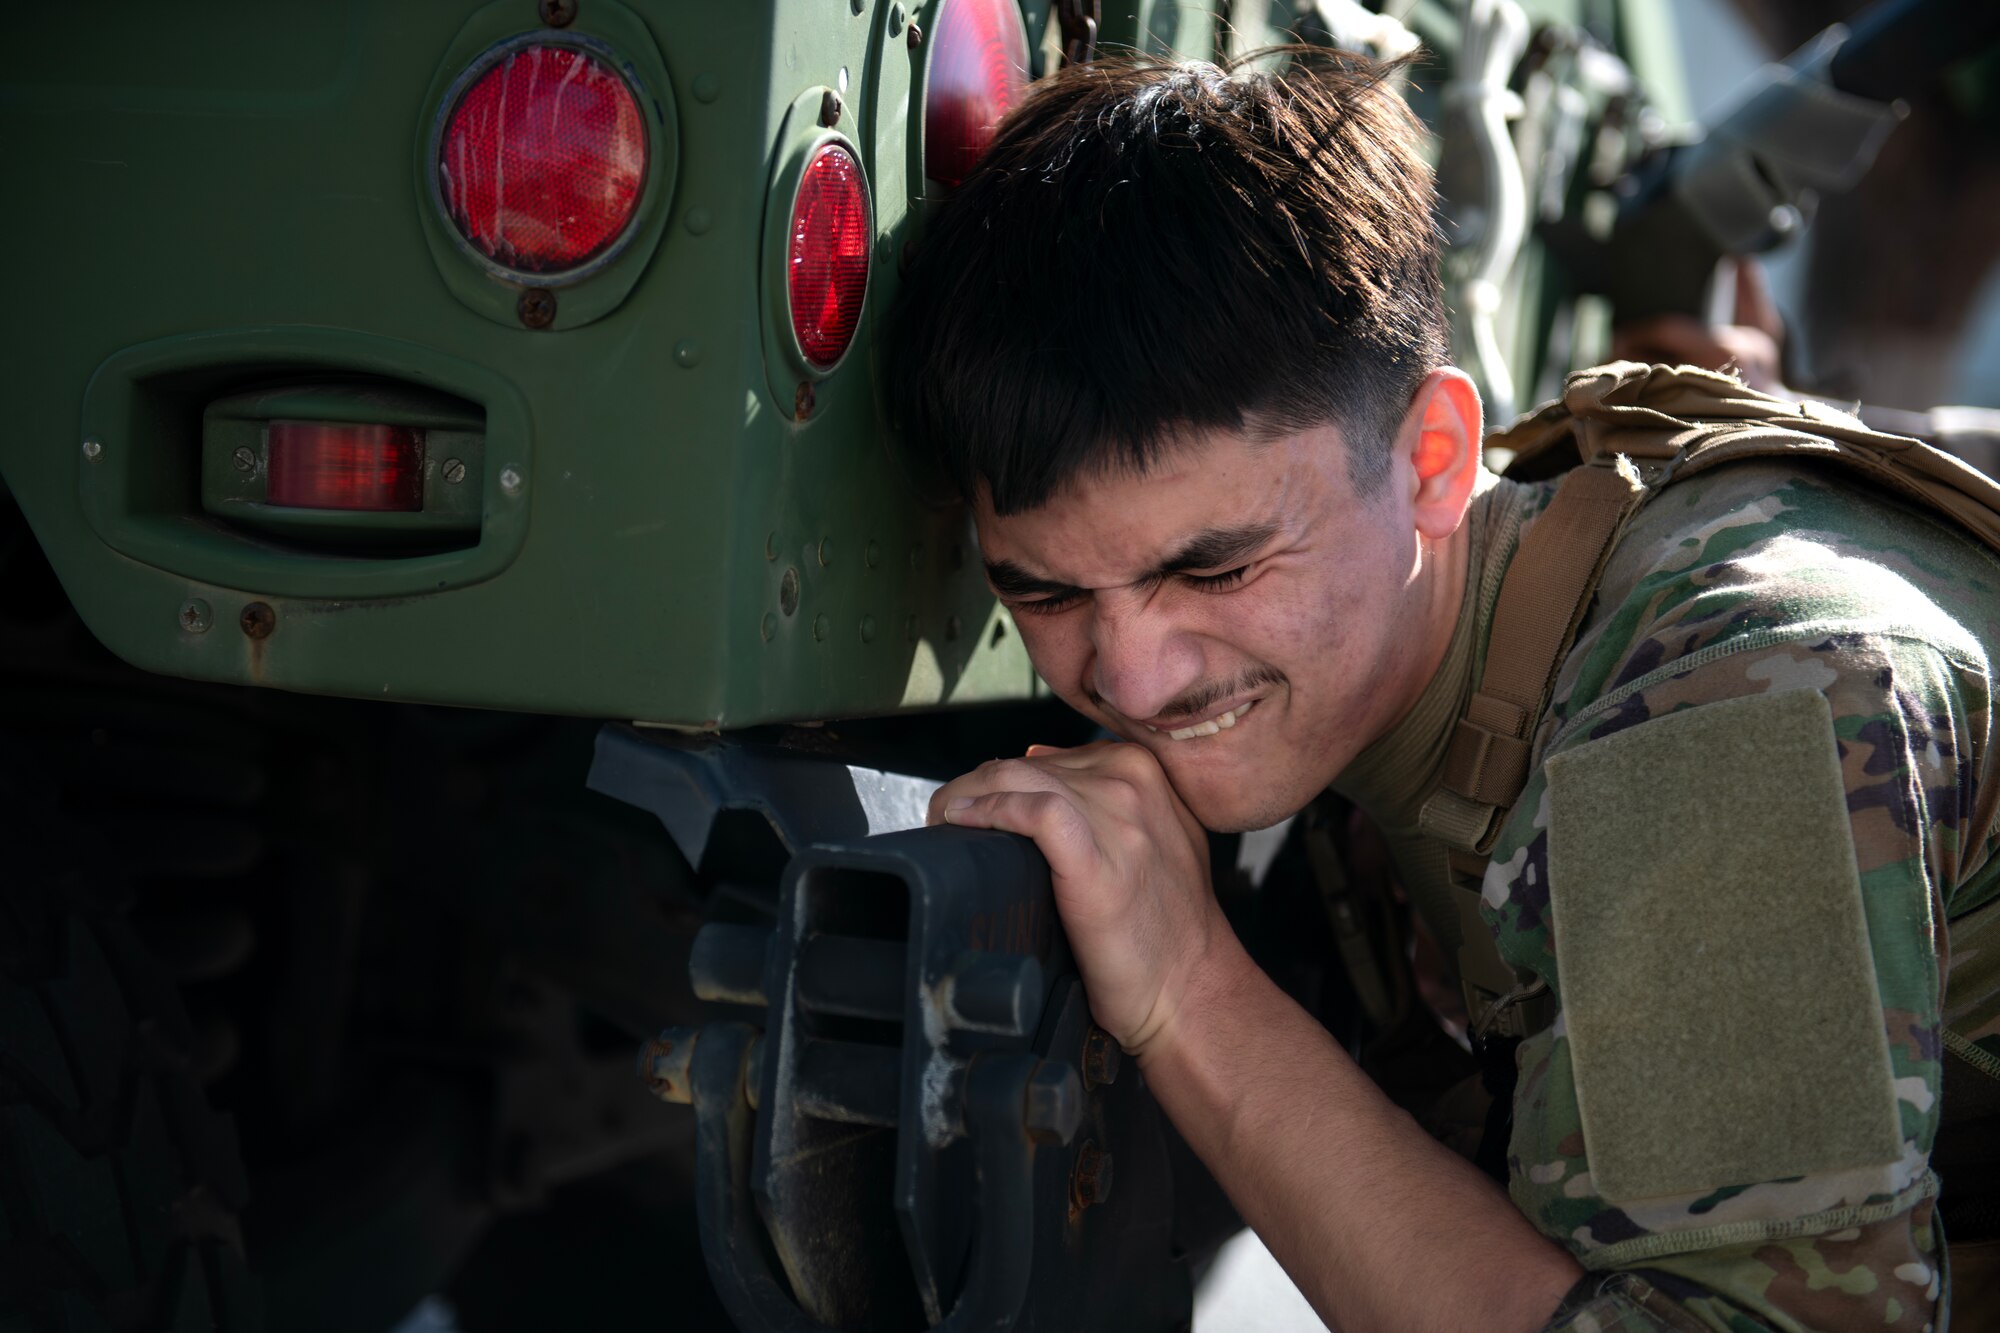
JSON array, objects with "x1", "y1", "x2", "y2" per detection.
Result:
[{"x1": 1440, "y1": 461, "x2": 1642, "y2": 832}]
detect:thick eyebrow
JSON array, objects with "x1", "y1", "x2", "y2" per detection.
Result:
[
  {"x1": 984, "y1": 522, "x2": 1281, "y2": 600},
  {"x1": 1153, "y1": 522, "x2": 1281, "y2": 575}
]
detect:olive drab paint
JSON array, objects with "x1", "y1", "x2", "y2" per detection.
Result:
[{"x1": 2, "y1": 0, "x2": 1684, "y2": 725}]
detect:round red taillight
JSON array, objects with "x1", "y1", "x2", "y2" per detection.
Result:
[
  {"x1": 788, "y1": 144, "x2": 872, "y2": 369},
  {"x1": 437, "y1": 44, "x2": 646, "y2": 275},
  {"x1": 924, "y1": 0, "x2": 1031, "y2": 188}
]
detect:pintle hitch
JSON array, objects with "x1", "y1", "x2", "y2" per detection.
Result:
[{"x1": 589, "y1": 728, "x2": 1189, "y2": 1332}]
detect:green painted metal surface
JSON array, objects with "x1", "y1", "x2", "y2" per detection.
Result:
[{"x1": 3, "y1": 1, "x2": 1683, "y2": 726}]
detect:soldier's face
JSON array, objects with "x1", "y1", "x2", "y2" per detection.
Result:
[{"x1": 974, "y1": 393, "x2": 1469, "y2": 832}]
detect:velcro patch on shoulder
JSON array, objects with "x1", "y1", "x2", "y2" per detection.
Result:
[{"x1": 1546, "y1": 687, "x2": 1901, "y2": 1203}]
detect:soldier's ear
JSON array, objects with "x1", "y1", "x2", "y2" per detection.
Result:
[{"x1": 1403, "y1": 368, "x2": 1483, "y2": 541}]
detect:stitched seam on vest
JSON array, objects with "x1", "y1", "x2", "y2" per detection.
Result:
[
  {"x1": 1549, "y1": 623, "x2": 1984, "y2": 754},
  {"x1": 1575, "y1": 1173, "x2": 1940, "y2": 1271},
  {"x1": 1945, "y1": 1028, "x2": 2000, "y2": 1082}
]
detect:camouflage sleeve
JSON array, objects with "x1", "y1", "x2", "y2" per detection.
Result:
[{"x1": 1478, "y1": 467, "x2": 1993, "y2": 1332}]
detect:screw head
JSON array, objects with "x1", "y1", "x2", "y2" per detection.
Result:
[
  {"x1": 1071, "y1": 1139, "x2": 1114, "y2": 1210},
  {"x1": 693, "y1": 73, "x2": 720, "y2": 104},
  {"x1": 539, "y1": 0, "x2": 577, "y2": 27},
  {"x1": 179, "y1": 599, "x2": 212, "y2": 634},
  {"x1": 81, "y1": 438, "x2": 103, "y2": 461},
  {"x1": 441, "y1": 457, "x2": 467, "y2": 485},
  {"x1": 890, "y1": 3, "x2": 906, "y2": 30},
  {"x1": 795, "y1": 381, "x2": 816, "y2": 421},
  {"x1": 908, "y1": 20, "x2": 923, "y2": 49},
  {"x1": 239, "y1": 602, "x2": 276, "y2": 640},
  {"x1": 517, "y1": 288, "x2": 557, "y2": 329},
  {"x1": 673, "y1": 340, "x2": 702, "y2": 368},
  {"x1": 499, "y1": 466, "x2": 524, "y2": 496},
  {"x1": 779, "y1": 567, "x2": 801, "y2": 617},
  {"x1": 819, "y1": 88, "x2": 843, "y2": 127},
  {"x1": 231, "y1": 445, "x2": 257, "y2": 474},
  {"x1": 1082, "y1": 1026, "x2": 1122, "y2": 1090}
]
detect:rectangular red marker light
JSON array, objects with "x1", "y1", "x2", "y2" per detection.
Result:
[{"x1": 265, "y1": 421, "x2": 425, "y2": 512}]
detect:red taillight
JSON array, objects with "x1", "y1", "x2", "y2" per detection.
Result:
[
  {"x1": 788, "y1": 144, "x2": 872, "y2": 369},
  {"x1": 437, "y1": 45, "x2": 646, "y2": 274},
  {"x1": 266, "y1": 423, "x2": 425, "y2": 512},
  {"x1": 924, "y1": 0, "x2": 1030, "y2": 188}
]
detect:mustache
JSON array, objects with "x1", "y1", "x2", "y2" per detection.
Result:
[{"x1": 1093, "y1": 665, "x2": 1287, "y2": 727}]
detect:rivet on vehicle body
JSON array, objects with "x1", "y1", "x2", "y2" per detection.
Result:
[
  {"x1": 684, "y1": 207, "x2": 712, "y2": 235},
  {"x1": 761, "y1": 613, "x2": 777, "y2": 642},
  {"x1": 517, "y1": 288, "x2": 557, "y2": 329},
  {"x1": 1071, "y1": 1139, "x2": 1114, "y2": 1211},
  {"x1": 765, "y1": 531, "x2": 778, "y2": 560},
  {"x1": 442, "y1": 458, "x2": 467, "y2": 484},
  {"x1": 538, "y1": 0, "x2": 577, "y2": 27},
  {"x1": 780, "y1": 567, "x2": 800, "y2": 616},
  {"x1": 890, "y1": 3, "x2": 906, "y2": 32},
  {"x1": 812, "y1": 613, "x2": 829, "y2": 642},
  {"x1": 907, "y1": 20, "x2": 923, "y2": 49},
  {"x1": 231, "y1": 446, "x2": 257, "y2": 474},
  {"x1": 1082, "y1": 1026, "x2": 1121, "y2": 1089},
  {"x1": 865, "y1": 540, "x2": 879, "y2": 569},
  {"x1": 81, "y1": 438, "x2": 103, "y2": 461},
  {"x1": 674, "y1": 341, "x2": 701, "y2": 368},
  {"x1": 179, "y1": 599, "x2": 212, "y2": 634},
  {"x1": 819, "y1": 89, "x2": 843, "y2": 127},
  {"x1": 817, "y1": 537, "x2": 833, "y2": 567},
  {"x1": 693, "y1": 73, "x2": 720, "y2": 104},
  {"x1": 499, "y1": 466, "x2": 524, "y2": 496},
  {"x1": 848, "y1": 0, "x2": 863, "y2": 15},
  {"x1": 795, "y1": 381, "x2": 815, "y2": 421},
  {"x1": 860, "y1": 615, "x2": 876, "y2": 643},
  {"x1": 239, "y1": 602, "x2": 276, "y2": 640}
]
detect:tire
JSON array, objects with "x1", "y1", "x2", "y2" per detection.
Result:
[{"x1": 0, "y1": 822, "x2": 261, "y2": 1331}]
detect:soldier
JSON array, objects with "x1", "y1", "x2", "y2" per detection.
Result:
[{"x1": 892, "y1": 53, "x2": 1998, "y2": 1332}]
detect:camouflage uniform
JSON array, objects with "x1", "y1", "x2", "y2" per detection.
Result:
[{"x1": 1467, "y1": 458, "x2": 2000, "y2": 1331}]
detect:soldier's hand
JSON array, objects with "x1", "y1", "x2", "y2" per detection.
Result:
[{"x1": 926, "y1": 741, "x2": 1230, "y2": 1062}]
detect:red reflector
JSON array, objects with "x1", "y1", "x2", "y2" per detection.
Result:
[
  {"x1": 924, "y1": 0, "x2": 1030, "y2": 188},
  {"x1": 438, "y1": 45, "x2": 646, "y2": 274},
  {"x1": 788, "y1": 144, "x2": 872, "y2": 369},
  {"x1": 266, "y1": 423, "x2": 425, "y2": 512}
]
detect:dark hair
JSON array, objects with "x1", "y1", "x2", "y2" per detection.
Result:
[{"x1": 885, "y1": 50, "x2": 1447, "y2": 515}]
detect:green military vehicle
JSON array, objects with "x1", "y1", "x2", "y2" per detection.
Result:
[{"x1": 7, "y1": 0, "x2": 1964, "y2": 1329}]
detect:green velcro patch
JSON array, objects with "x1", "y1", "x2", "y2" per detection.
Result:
[{"x1": 1546, "y1": 687, "x2": 1901, "y2": 1203}]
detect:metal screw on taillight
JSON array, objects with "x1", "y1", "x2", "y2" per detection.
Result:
[
  {"x1": 442, "y1": 458, "x2": 467, "y2": 485},
  {"x1": 231, "y1": 446, "x2": 257, "y2": 473},
  {"x1": 538, "y1": 0, "x2": 577, "y2": 27},
  {"x1": 819, "y1": 89, "x2": 843, "y2": 127},
  {"x1": 518, "y1": 289, "x2": 557, "y2": 329},
  {"x1": 240, "y1": 603, "x2": 276, "y2": 640},
  {"x1": 179, "y1": 600, "x2": 212, "y2": 634}
]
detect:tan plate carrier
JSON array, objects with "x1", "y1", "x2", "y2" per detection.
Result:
[{"x1": 1429, "y1": 361, "x2": 2000, "y2": 1043}]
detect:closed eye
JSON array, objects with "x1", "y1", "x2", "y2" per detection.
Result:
[
  {"x1": 1009, "y1": 590, "x2": 1085, "y2": 616},
  {"x1": 1181, "y1": 565, "x2": 1248, "y2": 592}
]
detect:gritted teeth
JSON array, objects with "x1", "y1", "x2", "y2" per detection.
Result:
[{"x1": 1164, "y1": 699, "x2": 1256, "y2": 741}]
